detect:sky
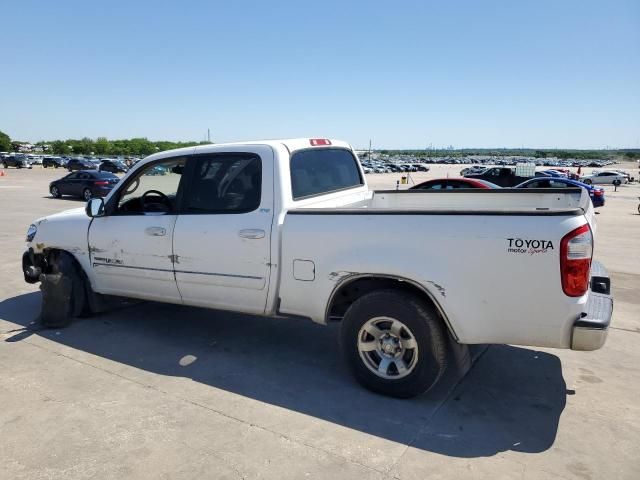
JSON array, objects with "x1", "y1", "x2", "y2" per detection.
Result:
[{"x1": 1, "y1": 0, "x2": 639, "y2": 149}]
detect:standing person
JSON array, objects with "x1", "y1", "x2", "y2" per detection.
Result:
[{"x1": 577, "y1": 165, "x2": 582, "y2": 176}]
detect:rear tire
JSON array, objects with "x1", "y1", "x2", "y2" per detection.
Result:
[
  {"x1": 340, "y1": 289, "x2": 448, "y2": 398},
  {"x1": 584, "y1": 179, "x2": 592, "y2": 185}
]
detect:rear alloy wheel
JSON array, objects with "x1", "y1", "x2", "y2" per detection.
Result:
[
  {"x1": 341, "y1": 289, "x2": 448, "y2": 398},
  {"x1": 357, "y1": 317, "x2": 419, "y2": 380},
  {"x1": 83, "y1": 188, "x2": 92, "y2": 201},
  {"x1": 50, "y1": 185, "x2": 61, "y2": 198}
]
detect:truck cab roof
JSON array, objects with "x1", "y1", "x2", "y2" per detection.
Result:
[{"x1": 138, "y1": 138, "x2": 353, "y2": 170}]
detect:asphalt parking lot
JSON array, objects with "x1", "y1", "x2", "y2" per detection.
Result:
[{"x1": 1, "y1": 166, "x2": 639, "y2": 479}]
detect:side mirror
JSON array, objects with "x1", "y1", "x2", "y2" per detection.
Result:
[{"x1": 86, "y1": 197, "x2": 105, "y2": 218}]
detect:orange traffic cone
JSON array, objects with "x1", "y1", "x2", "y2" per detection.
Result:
[{"x1": 0, "y1": 170, "x2": 5, "y2": 176}]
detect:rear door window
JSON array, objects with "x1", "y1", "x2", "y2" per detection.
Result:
[{"x1": 290, "y1": 148, "x2": 363, "y2": 200}]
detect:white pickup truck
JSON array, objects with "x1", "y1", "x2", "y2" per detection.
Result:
[{"x1": 22, "y1": 138, "x2": 613, "y2": 398}]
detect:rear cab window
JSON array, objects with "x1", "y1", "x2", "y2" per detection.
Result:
[{"x1": 290, "y1": 148, "x2": 363, "y2": 200}]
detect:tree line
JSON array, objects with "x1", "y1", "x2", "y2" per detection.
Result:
[
  {"x1": 46, "y1": 137, "x2": 211, "y2": 156},
  {"x1": 0, "y1": 130, "x2": 209, "y2": 156},
  {"x1": 2, "y1": 129, "x2": 638, "y2": 160}
]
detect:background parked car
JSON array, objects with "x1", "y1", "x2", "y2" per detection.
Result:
[
  {"x1": 99, "y1": 159, "x2": 128, "y2": 173},
  {"x1": 410, "y1": 178, "x2": 500, "y2": 190},
  {"x1": 460, "y1": 165, "x2": 487, "y2": 176},
  {"x1": 546, "y1": 168, "x2": 579, "y2": 180},
  {"x1": 580, "y1": 171, "x2": 629, "y2": 185},
  {"x1": 2, "y1": 154, "x2": 32, "y2": 169},
  {"x1": 145, "y1": 165, "x2": 168, "y2": 175},
  {"x1": 66, "y1": 158, "x2": 98, "y2": 171},
  {"x1": 542, "y1": 169, "x2": 568, "y2": 178},
  {"x1": 49, "y1": 170, "x2": 120, "y2": 201},
  {"x1": 42, "y1": 156, "x2": 66, "y2": 168},
  {"x1": 612, "y1": 170, "x2": 634, "y2": 182},
  {"x1": 515, "y1": 177, "x2": 605, "y2": 208},
  {"x1": 464, "y1": 167, "x2": 529, "y2": 187}
]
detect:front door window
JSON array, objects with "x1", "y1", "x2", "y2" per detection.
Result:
[{"x1": 115, "y1": 158, "x2": 186, "y2": 215}]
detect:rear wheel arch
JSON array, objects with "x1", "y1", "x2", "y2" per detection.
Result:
[
  {"x1": 325, "y1": 274, "x2": 458, "y2": 341},
  {"x1": 339, "y1": 288, "x2": 449, "y2": 397}
]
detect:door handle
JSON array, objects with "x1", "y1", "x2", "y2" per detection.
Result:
[
  {"x1": 239, "y1": 229, "x2": 265, "y2": 239},
  {"x1": 145, "y1": 226, "x2": 167, "y2": 236}
]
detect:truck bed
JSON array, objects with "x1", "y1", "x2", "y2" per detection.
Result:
[
  {"x1": 278, "y1": 187, "x2": 594, "y2": 349},
  {"x1": 293, "y1": 188, "x2": 589, "y2": 215}
]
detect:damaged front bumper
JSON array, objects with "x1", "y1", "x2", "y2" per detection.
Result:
[
  {"x1": 571, "y1": 261, "x2": 613, "y2": 351},
  {"x1": 22, "y1": 248, "x2": 43, "y2": 284}
]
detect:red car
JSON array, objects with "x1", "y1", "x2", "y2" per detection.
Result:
[{"x1": 410, "y1": 178, "x2": 500, "y2": 190}]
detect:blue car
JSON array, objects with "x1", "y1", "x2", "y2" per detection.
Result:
[{"x1": 515, "y1": 177, "x2": 605, "y2": 208}]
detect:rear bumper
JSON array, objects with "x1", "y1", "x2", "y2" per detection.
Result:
[{"x1": 571, "y1": 261, "x2": 613, "y2": 351}]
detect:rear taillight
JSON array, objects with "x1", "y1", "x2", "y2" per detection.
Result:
[
  {"x1": 94, "y1": 181, "x2": 109, "y2": 186},
  {"x1": 560, "y1": 224, "x2": 593, "y2": 297},
  {"x1": 593, "y1": 189, "x2": 603, "y2": 196}
]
